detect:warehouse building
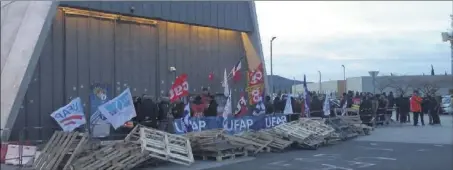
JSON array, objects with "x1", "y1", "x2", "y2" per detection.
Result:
[
  {"x1": 346, "y1": 75, "x2": 452, "y2": 96},
  {"x1": 292, "y1": 80, "x2": 346, "y2": 95},
  {"x1": 1, "y1": 1, "x2": 267, "y2": 141},
  {"x1": 292, "y1": 75, "x2": 452, "y2": 97}
]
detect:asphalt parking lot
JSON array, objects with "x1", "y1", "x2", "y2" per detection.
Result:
[{"x1": 152, "y1": 115, "x2": 453, "y2": 170}]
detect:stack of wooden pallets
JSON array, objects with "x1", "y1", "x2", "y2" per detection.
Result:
[
  {"x1": 68, "y1": 141, "x2": 151, "y2": 170},
  {"x1": 227, "y1": 131, "x2": 273, "y2": 155},
  {"x1": 184, "y1": 129, "x2": 225, "y2": 150},
  {"x1": 139, "y1": 126, "x2": 194, "y2": 166},
  {"x1": 32, "y1": 131, "x2": 89, "y2": 170},
  {"x1": 339, "y1": 115, "x2": 372, "y2": 135},
  {"x1": 185, "y1": 129, "x2": 248, "y2": 161},
  {"x1": 256, "y1": 130, "x2": 293, "y2": 152},
  {"x1": 272, "y1": 122, "x2": 322, "y2": 149}
]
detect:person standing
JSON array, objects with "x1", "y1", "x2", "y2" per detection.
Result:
[
  {"x1": 395, "y1": 94, "x2": 403, "y2": 122},
  {"x1": 191, "y1": 96, "x2": 205, "y2": 117},
  {"x1": 431, "y1": 95, "x2": 442, "y2": 125},
  {"x1": 422, "y1": 94, "x2": 432, "y2": 124},
  {"x1": 264, "y1": 96, "x2": 274, "y2": 114},
  {"x1": 399, "y1": 95, "x2": 410, "y2": 123},
  {"x1": 410, "y1": 90, "x2": 424, "y2": 126}
]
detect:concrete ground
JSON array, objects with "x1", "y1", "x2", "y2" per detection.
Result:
[{"x1": 2, "y1": 115, "x2": 451, "y2": 170}]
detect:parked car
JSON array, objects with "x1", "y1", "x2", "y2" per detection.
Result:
[{"x1": 441, "y1": 95, "x2": 452, "y2": 115}]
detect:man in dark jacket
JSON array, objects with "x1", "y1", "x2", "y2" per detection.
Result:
[
  {"x1": 170, "y1": 99, "x2": 184, "y2": 119},
  {"x1": 431, "y1": 96, "x2": 441, "y2": 125},
  {"x1": 359, "y1": 96, "x2": 373, "y2": 125},
  {"x1": 204, "y1": 95, "x2": 218, "y2": 117},
  {"x1": 273, "y1": 96, "x2": 283, "y2": 113},
  {"x1": 398, "y1": 95, "x2": 411, "y2": 123},
  {"x1": 265, "y1": 96, "x2": 274, "y2": 114},
  {"x1": 140, "y1": 96, "x2": 159, "y2": 128},
  {"x1": 422, "y1": 94, "x2": 432, "y2": 124},
  {"x1": 310, "y1": 95, "x2": 323, "y2": 117}
]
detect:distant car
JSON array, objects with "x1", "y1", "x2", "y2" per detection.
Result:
[{"x1": 441, "y1": 95, "x2": 452, "y2": 115}]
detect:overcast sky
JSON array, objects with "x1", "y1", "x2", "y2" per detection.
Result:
[{"x1": 256, "y1": 1, "x2": 452, "y2": 82}]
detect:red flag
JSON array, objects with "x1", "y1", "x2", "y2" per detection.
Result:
[
  {"x1": 169, "y1": 74, "x2": 189, "y2": 102},
  {"x1": 208, "y1": 72, "x2": 214, "y2": 81}
]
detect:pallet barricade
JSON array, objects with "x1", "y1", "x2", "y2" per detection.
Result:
[
  {"x1": 257, "y1": 130, "x2": 293, "y2": 152},
  {"x1": 139, "y1": 126, "x2": 194, "y2": 166},
  {"x1": 340, "y1": 115, "x2": 372, "y2": 135},
  {"x1": 32, "y1": 131, "x2": 88, "y2": 170},
  {"x1": 184, "y1": 129, "x2": 225, "y2": 150},
  {"x1": 185, "y1": 129, "x2": 250, "y2": 161},
  {"x1": 68, "y1": 141, "x2": 150, "y2": 170},
  {"x1": 228, "y1": 132, "x2": 272, "y2": 155},
  {"x1": 192, "y1": 141, "x2": 248, "y2": 161}
]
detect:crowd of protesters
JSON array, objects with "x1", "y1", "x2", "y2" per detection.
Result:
[
  {"x1": 264, "y1": 90, "x2": 442, "y2": 126},
  {"x1": 129, "y1": 87, "x2": 442, "y2": 133}
]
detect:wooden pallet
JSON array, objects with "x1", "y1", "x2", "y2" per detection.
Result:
[
  {"x1": 259, "y1": 130, "x2": 293, "y2": 151},
  {"x1": 194, "y1": 143, "x2": 247, "y2": 161},
  {"x1": 223, "y1": 134, "x2": 270, "y2": 155},
  {"x1": 185, "y1": 129, "x2": 225, "y2": 149},
  {"x1": 197, "y1": 150, "x2": 247, "y2": 161},
  {"x1": 32, "y1": 131, "x2": 88, "y2": 170},
  {"x1": 124, "y1": 125, "x2": 142, "y2": 144},
  {"x1": 140, "y1": 126, "x2": 194, "y2": 166},
  {"x1": 69, "y1": 141, "x2": 149, "y2": 170}
]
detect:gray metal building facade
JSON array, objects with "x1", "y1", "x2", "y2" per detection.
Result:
[{"x1": 10, "y1": 1, "x2": 266, "y2": 141}]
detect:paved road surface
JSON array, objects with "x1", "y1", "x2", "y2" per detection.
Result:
[
  {"x1": 2, "y1": 115, "x2": 451, "y2": 170},
  {"x1": 152, "y1": 115, "x2": 453, "y2": 170}
]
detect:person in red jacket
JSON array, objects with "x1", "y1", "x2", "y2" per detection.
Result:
[
  {"x1": 410, "y1": 90, "x2": 424, "y2": 126},
  {"x1": 191, "y1": 96, "x2": 205, "y2": 117}
]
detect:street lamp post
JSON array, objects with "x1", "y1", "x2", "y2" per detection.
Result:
[
  {"x1": 270, "y1": 36, "x2": 277, "y2": 95},
  {"x1": 318, "y1": 71, "x2": 322, "y2": 93},
  {"x1": 441, "y1": 4, "x2": 453, "y2": 75},
  {"x1": 341, "y1": 65, "x2": 346, "y2": 93}
]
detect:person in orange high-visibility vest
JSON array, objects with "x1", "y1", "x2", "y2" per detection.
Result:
[{"x1": 410, "y1": 90, "x2": 424, "y2": 126}]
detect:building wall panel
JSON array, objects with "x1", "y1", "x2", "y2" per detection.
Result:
[
  {"x1": 15, "y1": 8, "x2": 247, "y2": 141},
  {"x1": 157, "y1": 21, "x2": 168, "y2": 95},
  {"x1": 64, "y1": 16, "x2": 79, "y2": 105},
  {"x1": 59, "y1": 1, "x2": 253, "y2": 32},
  {"x1": 88, "y1": 17, "x2": 101, "y2": 88},
  {"x1": 75, "y1": 16, "x2": 90, "y2": 110},
  {"x1": 98, "y1": 19, "x2": 115, "y2": 96},
  {"x1": 38, "y1": 27, "x2": 56, "y2": 141}
]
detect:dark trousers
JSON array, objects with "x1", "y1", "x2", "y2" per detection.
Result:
[
  {"x1": 396, "y1": 109, "x2": 400, "y2": 121},
  {"x1": 399, "y1": 112, "x2": 408, "y2": 123},
  {"x1": 431, "y1": 109, "x2": 441, "y2": 124},
  {"x1": 413, "y1": 112, "x2": 424, "y2": 125}
]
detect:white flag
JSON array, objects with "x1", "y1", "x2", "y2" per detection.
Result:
[
  {"x1": 98, "y1": 88, "x2": 137, "y2": 129},
  {"x1": 283, "y1": 94, "x2": 293, "y2": 114},
  {"x1": 323, "y1": 94, "x2": 331, "y2": 116},
  {"x1": 223, "y1": 69, "x2": 229, "y2": 97},
  {"x1": 51, "y1": 97, "x2": 86, "y2": 132},
  {"x1": 223, "y1": 90, "x2": 232, "y2": 119}
]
